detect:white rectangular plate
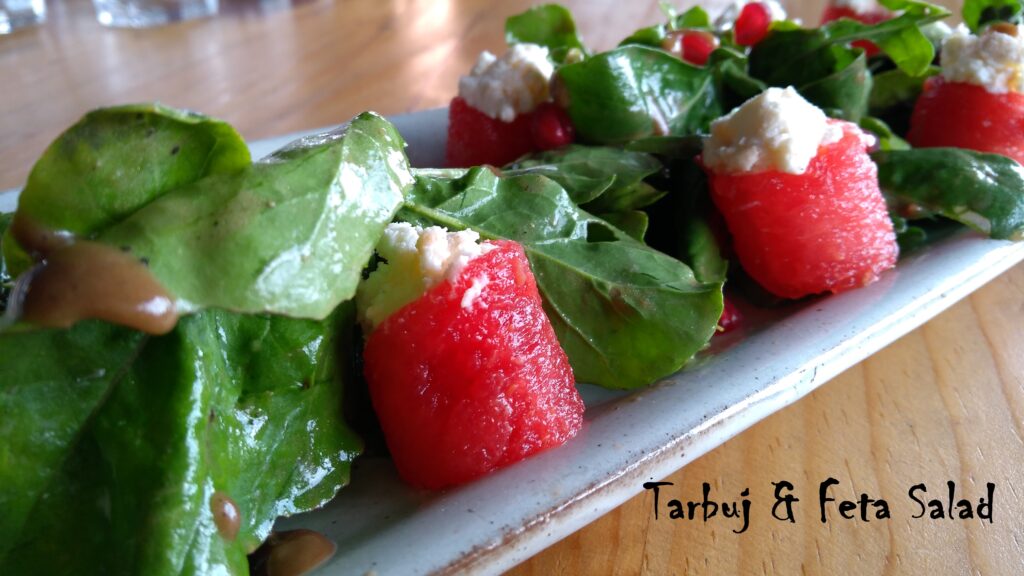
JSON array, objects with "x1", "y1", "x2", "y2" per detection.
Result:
[{"x1": 4, "y1": 108, "x2": 1023, "y2": 576}]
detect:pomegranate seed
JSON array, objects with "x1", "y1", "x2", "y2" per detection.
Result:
[
  {"x1": 734, "y1": 2, "x2": 772, "y2": 47},
  {"x1": 530, "y1": 103, "x2": 575, "y2": 151},
  {"x1": 681, "y1": 31, "x2": 718, "y2": 66},
  {"x1": 717, "y1": 296, "x2": 742, "y2": 333}
]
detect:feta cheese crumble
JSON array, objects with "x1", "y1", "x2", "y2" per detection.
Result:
[
  {"x1": 941, "y1": 24, "x2": 1024, "y2": 94},
  {"x1": 702, "y1": 87, "x2": 845, "y2": 175},
  {"x1": 458, "y1": 43, "x2": 555, "y2": 122},
  {"x1": 357, "y1": 223, "x2": 496, "y2": 331},
  {"x1": 714, "y1": 0, "x2": 788, "y2": 31}
]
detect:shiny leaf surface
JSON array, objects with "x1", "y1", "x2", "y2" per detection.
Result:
[
  {"x1": 558, "y1": 45, "x2": 721, "y2": 144},
  {"x1": 0, "y1": 309, "x2": 360, "y2": 575},
  {"x1": 3, "y1": 104, "x2": 251, "y2": 277},
  {"x1": 874, "y1": 148, "x2": 1024, "y2": 240},
  {"x1": 99, "y1": 112, "x2": 411, "y2": 319},
  {"x1": 401, "y1": 168, "x2": 722, "y2": 390}
]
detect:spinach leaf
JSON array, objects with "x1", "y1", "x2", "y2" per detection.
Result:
[
  {"x1": 582, "y1": 181, "x2": 666, "y2": 213},
  {"x1": 625, "y1": 134, "x2": 705, "y2": 159},
  {"x1": 748, "y1": 0, "x2": 948, "y2": 118},
  {"x1": 642, "y1": 159, "x2": 727, "y2": 285},
  {"x1": 401, "y1": 168, "x2": 722, "y2": 390},
  {"x1": 890, "y1": 212, "x2": 931, "y2": 252},
  {"x1": 859, "y1": 116, "x2": 911, "y2": 150},
  {"x1": 800, "y1": 50, "x2": 873, "y2": 121},
  {"x1": 0, "y1": 308, "x2": 360, "y2": 575},
  {"x1": 707, "y1": 47, "x2": 768, "y2": 110},
  {"x1": 505, "y1": 4, "x2": 586, "y2": 61},
  {"x1": 749, "y1": 32, "x2": 873, "y2": 120},
  {"x1": 557, "y1": 45, "x2": 721, "y2": 144},
  {"x1": 98, "y1": 112, "x2": 411, "y2": 319},
  {"x1": 2, "y1": 104, "x2": 251, "y2": 278},
  {"x1": 619, "y1": 6, "x2": 712, "y2": 48},
  {"x1": 824, "y1": 0, "x2": 949, "y2": 76},
  {"x1": 503, "y1": 144, "x2": 664, "y2": 207},
  {"x1": 675, "y1": 6, "x2": 712, "y2": 28},
  {"x1": 597, "y1": 210, "x2": 648, "y2": 241},
  {"x1": 0, "y1": 322, "x2": 148, "y2": 563},
  {"x1": 869, "y1": 66, "x2": 938, "y2": 114},
  {"x1": 873, "y1": 148, "x2": 1024, "y2": 240},
  {"x1": 963, "y1": 0, "x2": 1023, "y2": 31}
]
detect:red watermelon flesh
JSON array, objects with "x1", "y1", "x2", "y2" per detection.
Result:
[
  {"x1": 706, "y1": 121, "x2": 898, "y2": 300},
  {"x1": 363, "y1": 240, "x2": 583, "y2": 490},
  {"x1": 445, "y1": 97, "x2": 536, "y2": 168},
  {"x1": 908, "y1": 76, "x2": 1024, "y2": 165}
]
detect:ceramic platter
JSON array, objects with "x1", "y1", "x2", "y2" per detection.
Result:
[{"x1": 3, "y1": 108, "x2": 1022, "y2": 575}]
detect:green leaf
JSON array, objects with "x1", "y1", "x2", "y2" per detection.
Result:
[
  {"x1": 798, "y1": 49, "x2": 873, "y2": 121},
  {"x1": 625, "y1": 134, "x2": 705, "y2": 159},
  {"x1": 675, "y1": 6, "x2": 711, "y2": 29},
  {"x1": 963, "y1": 0, "x2": 1023, "y2": 31},
  {"x1": 707, "y1": 47, "x2": 769, "y2": 110},
  {"x1": 889, "y1": 212, "x2": 931, "y2": 252},
  {"x1": 749, "y1": 31, "x2": 872, "y2": 120},
  {"x1": 558, "y1": 45, "x2": 721, "y2": 143},
  {"x1": 401, "y1": 168, "x2": 722, "y2": 390},
  {"x1": 583, "y1": 181, "x2": 666, "y2": 213},
  {"x1": 749, "y1": 1, "x2": 948, "y2": 117},
  {"x1": 869, "y1": 66, "x2": 938, "y2": 114},
  {"x1": 597, "y1": 210, "x2": 649, "y2": 241},
  {"x1": 0, "y1": 309, "x2": 360, "y2": 575},
  {"x1": 825, "y1": 0, "x2": 950, "y2": 75},
  {"x1": 0, "y1": 322, "x2": 148, "y2": 563},
  {"x1": 505, "y1": 4, "x2": 586, "y2": 62},
  {"x1": 619, "y1": 24, "x2": 668, "y2": 48},
  {"x1": 873, "y1": 148, "x2": 1024, "y2": 240},
  {"x1": 618, "y1": 6, "x2": 712, "y2": 48},
  {"x1": 98, "y1": 112, "x2": 411, "y2": 319},
  {"x1": 859, "y1": 116, "x2": 911, "y2": 150},
  {"x1": 3, "y1": 104, "x2": 251, "y2": 278},
  {"x1": 503, "y1": 144, "x2": 664, "y2": 207}
]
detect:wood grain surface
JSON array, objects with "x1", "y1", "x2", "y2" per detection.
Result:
[{"x1": 2, "y1": 0, "x2": 1022, "y2": 574}]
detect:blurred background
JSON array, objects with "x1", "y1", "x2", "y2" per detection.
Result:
[{"x1": 0, "y1": 0, "x2": 803, "y2": 191}]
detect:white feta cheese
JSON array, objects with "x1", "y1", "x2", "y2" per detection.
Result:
[
  {"x1": 702, "y1": 87, "x2": 845, "y2": 175},
  {"x1": 458, "y1": 43, "x2": 555, "y2": 122},
  {"x1": 941, "y1": 24, "x2": 1024, "y2": 94},
  {"x1": 714, "y1": 0, "x2": 788, "y2": 32},
  {"x1": 460, "y1": 276, "x2": 490, "y2": 310},
  {"x1": 356, "y1": 223, "x2": 496, "y2": 331}
]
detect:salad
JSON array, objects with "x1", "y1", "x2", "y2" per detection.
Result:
[{"x1": 2, "y1": 1, "x2": 1024, "y2": 575}]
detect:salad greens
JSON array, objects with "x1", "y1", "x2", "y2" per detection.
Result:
[
  {"x1": 874, "y1": 148, "x2": 1024, "y2": 240},
  {"x1": 99, "y1": 114, "x2": 411, "y2": 319},
  {"x1": 619, "y1": 6, "x2": 712, "y2": 48},
  {"x1": 503, "y1": 144, "x2": 665, "y2": 208},
  {"x1": 505, "y1": 3, "x2": 588, "y2": 62},
  {"x1": 2, "y1": 104, "x2": 252, "y2": 278},
  {"x1": 8, "y1": 111, "x2": 410, "y2": 320},
  {"x1": 963, "y1": 0, "x2": 1023, "y2": 31},
  {"x1": 0, "y1": 309, "x2": 360, "y2": 575},
  {"x1": 400, "y1": 168, "x2": 722, "y2": 390},
  {"x1": 4, "y1": 1, "x2": 1024, "y2": 574},
  {"x1": 558, "y1": 45, "x2": 721, "y2": 143}
]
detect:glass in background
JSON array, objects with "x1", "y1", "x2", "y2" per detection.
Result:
[
  {"x1": 92, "y1": 0, "x2": 218, "y2": 28},
  {"x1": 0, "y1": 0, "x2": 45, "y2": 34}
]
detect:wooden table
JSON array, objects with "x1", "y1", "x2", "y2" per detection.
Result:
[{"x1": 3, "y1": 1, "x2": 1022, "y2": 574}]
